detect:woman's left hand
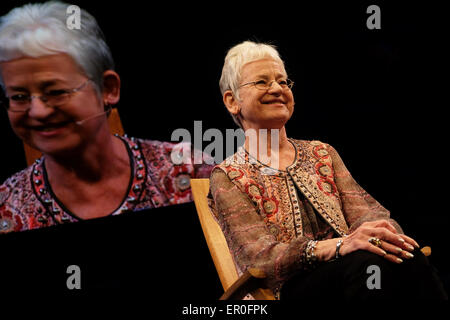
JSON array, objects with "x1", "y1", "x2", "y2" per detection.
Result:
[{"x1": 339, "y1": 220, "x2": 420, "y2": 263}]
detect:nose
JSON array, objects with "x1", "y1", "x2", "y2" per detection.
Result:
[
  {"x1": 27, "y1": 96, "x2": 55, "y2": 119},
  {"x1": 267, "y1": 81, "x2": 283, "y2": 95}
]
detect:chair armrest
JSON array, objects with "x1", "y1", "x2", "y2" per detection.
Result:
[
  {"x1": 220, "y1": 268, "x2": 276, "y2": 300},
  {"x1": 420, "y1": 246, "x2": 431, "y2": 256}
]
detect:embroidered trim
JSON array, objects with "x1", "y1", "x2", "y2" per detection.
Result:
[
  {"x1": 217, "y1": 139, "x2": 349, "y2": 239},
  {"x1": 31, "y1": 135, "x2": 146, "y2": 222}
]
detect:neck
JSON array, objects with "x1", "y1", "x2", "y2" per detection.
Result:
[
  {"x1": 44, "y1": 130, "x2": 129, "y2": 185},
  {"x1": 243, "y1": 126, "x2": 291, "y2": 169}
]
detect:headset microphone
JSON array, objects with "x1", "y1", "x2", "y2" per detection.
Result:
[{"x1": 75, "y1": 105, "x2": 113, "y2": 125}]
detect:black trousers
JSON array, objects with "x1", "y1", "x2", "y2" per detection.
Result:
[{"x1": 280, "y1": 249, "x2": 448, "y2": 300}]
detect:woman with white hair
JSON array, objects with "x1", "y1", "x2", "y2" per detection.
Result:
[
  {"x1": 208, "y1": 41, "x2": 447, "y2": 300},
  {"x1": 0, "y1": 2, "x2": 212, "y2": 233}
]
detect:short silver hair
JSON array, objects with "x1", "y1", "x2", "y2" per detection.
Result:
[
  {"x1": 0, "y1": 1, "x2": 114, "y2": 93},
  {"x1": 219, "y1": 41, "x2": 285, "y2": 127}
]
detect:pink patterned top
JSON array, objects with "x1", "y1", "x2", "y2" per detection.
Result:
[{"x1": 0, "y1": 135, "x2": 213, "y2": 233}]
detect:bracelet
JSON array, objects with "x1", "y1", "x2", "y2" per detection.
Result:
[
  {"x1": 305, "y1": 240, "x2": 318, "y2": 265},
  {"x1": 335, "y1": 239, "x2": 343, "y2": 259}
]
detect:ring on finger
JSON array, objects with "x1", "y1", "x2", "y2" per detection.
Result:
[{"x1": 368, "y1": 237, "x2": 382, "y2": 248}]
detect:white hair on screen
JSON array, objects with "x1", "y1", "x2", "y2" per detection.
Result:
[{"x1": 0, "y1": 1, "x2": 114, "y2": 92}]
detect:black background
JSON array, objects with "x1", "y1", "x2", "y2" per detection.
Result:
[{"x1": 1, "y1": 0, "x2": 449, "y2": 299}]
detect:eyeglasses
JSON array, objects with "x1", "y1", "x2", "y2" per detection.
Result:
[
  {"x1": 1, "y1": 79, "x2": 91, "y2": 112},
  {"x1": 238, "y1": 78, "x2": 294, "y2": 91}
]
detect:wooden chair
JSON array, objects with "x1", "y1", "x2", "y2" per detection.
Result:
[
  {"x1": 190, "y1": 178, "x2": 275, "y2": 300},
  {"x1": 191, "y1": 178, "x2": 432, "y2": 300},
  {"x1": 24, "y1": 108, "x2": 124, "y2": 166}
]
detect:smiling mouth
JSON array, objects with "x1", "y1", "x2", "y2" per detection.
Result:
[
  {"x1": 31, "y1": 121, "x2": 71, "y2": 132},
  {"x1": 263, "y1": 100, "x2": 285, "y2": 105}
]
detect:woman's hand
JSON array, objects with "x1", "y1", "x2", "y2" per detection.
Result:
[{"x1": 339, "y1": 220, "x2": 420, "y2": 263}]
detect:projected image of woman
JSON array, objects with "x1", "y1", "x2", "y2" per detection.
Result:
[{"x1": 0, "y1": 2, "x2": 212, "y2": 233}]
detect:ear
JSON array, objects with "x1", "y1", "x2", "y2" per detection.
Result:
[
  {"x1": 223, "y1": 90, "x2": 240, "y2": 116},
  {"x1": 102, "y1": 70, "x2": 120, "y2": 106}
]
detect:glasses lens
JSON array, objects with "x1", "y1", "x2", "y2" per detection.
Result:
[
  {"x1": 45, "y1": 91, "x2": 70, "y2": 106},
  {"x1": 9, "y1": 102, "x2": 30, "y2": 112},
  {"x1": 254, "y1": 79, "x2": 294, "y2": 90},
  {"x1": 254, "y1": 80, "x2": 269, "y2": 90}
]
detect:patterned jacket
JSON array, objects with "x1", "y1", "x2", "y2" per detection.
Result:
[{"x1": 208, "y1": 139, "x2": 402, "y2": 291}]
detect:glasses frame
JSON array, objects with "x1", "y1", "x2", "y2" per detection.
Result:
[
  {"x1": 1, "y1": 79, "x2": 91, "y2": 113},
  {"x1": 238, "y1": 78, "x2": 294, "y2": 91}
]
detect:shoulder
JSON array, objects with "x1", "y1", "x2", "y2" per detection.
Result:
[
  {"x1": 121, "y1": 136, "x2": 186, "y2": 168},
  {"x1": 1, "y1": 165, "x2": 34, "y2": 201},
  {"x1": 130, "y1": 135, "x2": 213, "y2": 187},
  {"x1": 213, "y1": 147, "x2": 247, "y2": 178},
  {"x1": 135, "y1": 137, "x2": 206, "y2": 165},
  {"x1": 0, "y1": 165, "x2": 34, "y2": 233},
  {"x1": 136, "y1": 137, "x2": 179, "y2": 156},
  {"x1": 289, "y1": 138, "x2": 340, "y2": 159}
]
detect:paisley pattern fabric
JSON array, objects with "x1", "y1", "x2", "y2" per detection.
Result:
[
  {"x1": 0, "y1": 135, "x2": 213, "y2": 234},
  {"x1": 208, "y1": 139, "x2": 402, "y2": 293}
]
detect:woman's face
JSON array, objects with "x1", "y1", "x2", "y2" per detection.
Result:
[
  {"x1": 0, "y1": 53, "x2": 107, "y2": 156},
  {"x1": 236, "y1": 58, "x2": 294, "y2": 130}
]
